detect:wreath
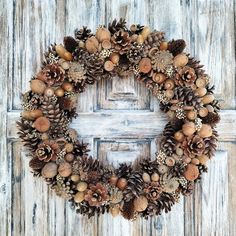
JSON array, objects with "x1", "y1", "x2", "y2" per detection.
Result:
[{"x1": 17, "y1": 18, "x2": 220, "y2": 220}]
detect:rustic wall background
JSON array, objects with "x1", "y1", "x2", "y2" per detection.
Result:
[{"x1": 0, "y1": 0, "x2": 236, "y2": 235}]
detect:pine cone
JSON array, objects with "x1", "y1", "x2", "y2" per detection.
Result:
[
  {"x1": 72, "y1": 140, "x2": 89, "y2": 157},
  {"x1": 21, "y1": 90, "x2": 44, "y2": 111},
  {"x1": 175, "y1": 66, "x2": 197, "y2": 87},
  {"x1": 108, "y1": 18, "x2": 127, "y2": 34},
  {"x1": 64, "y1": 107, "x2": 78, "y2": 122},
  {"x1": 130, "y1": 24, "x2": 144, "y2": 34},
  {"x1": 144, "y1": 181, "x2": 162, "y2": 201},
  {"x1": 203, "y1": 129, "x2": 218, "y2": 158},
  {"x1": 111, "y1": 30, "x2": 131, "y2": 54},
  {"x1": 161, "y1": 137, "x2": 176, "y2": 156},
  {"x1": 187, "y1": 56, "x2": 205, "y2": 77},
  {"x1": 29, "y1": 157, "x2": 46, "y2": 170},
  {"x1": 17, "y1": 119, "x2": 41, "y2": 151},
  {"x1": 43, "y1": 43, "x2": 59, "y2": 65},
  {"x1": 201, "y1": 112, "x2": 220, "y2": 126},
  {"x1": 168, "y1": 39, "x2": 186, "y2": 56},
  {"x1": 116, "y1": 163, "x2": 132, "y2": 179},
  {"x1": 74, "y1": 26, "x2": 93, "y2": 41},
  {"x1": 140, "y1": 159, "x2": 159, "y2": 175},
  {"x1": 73, "y1": 48, "x2": 90, "y2": 62},
  {"x1": 63, "y1": 36, "x2": 78, "y2": 53},
  {"x1": 127, "y1": 42, "x2": 144, "y2": 63},
  {"x1": 180, "y1": 181, "x2": 194, "y2": 196},
  {"x1": 67, "y1": 62, "x2": 87, "y2": 84},
  {"x1": 170, "y1": 162, "x2": 186, "y2": 178},
  {"x1": 162, "y1": 122, "x2": 176, "y2": 137},
  {"x1": 121, "y1": 200, "x2": 136, "y2": 220}
]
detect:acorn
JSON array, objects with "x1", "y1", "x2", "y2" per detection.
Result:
[
  {"x1": 198, "y1": 155, "x2": 209, "y2": 165},
  {"x1": 54, "y1": 87, "x2": 65, "y2": 97},
  {"x1": 151, "y1": 173, "x2": 159, "y2": 182},
  {"x1": 109, "y1": 175, "x2": 118, "y2": 186},
  {"x1": 164, "y1": 79, "x2": 175, "y2": 90},
  {"x1": 141, "y1": 26, "x2": 151, "y2": 40},
  {"x1": 116, "y1": 178, "x2": 128, "y2": 190},
  {"x1": 104, "y1": 60, "x2": 114, "y2": 71},
  {"x1": 55, "y1": 44, "x2": 73, "y2": 61},
  {"x1": 41, "y1": 162, "x2": 58, "y2": 178},
  {"x1": 44, "y1": 87, "x2": 54, "y2": 97},
  {"x1": 199, "y1": 107, "x2": 208, "y2": 117},
  {"x1": 110, "y1": 52, "x2": 120, "y2": 64},
  {"x1": 201, "y1": 94, "x2": 215, "y2": 105},
  {"x1": 152, "y1": 73, "x2": 166, "y2": 84},
  {"x1": 95, "y1": 27, "x2": 111, "y2": 42},
  {"x1": 136, "y1": 34, "x2": 144, "y2": 44},
  {"x1": 159, "y1": 41, "x2": 168, "y2": 51},
  {"x1": 110, "y1": 205, "x2": 120, "y2": 217},
  {"x1": 77, "y1": 181, "x2": 88, "y2": 192},
  {"x1": 196, "y1": 77, "x2": 207, "y2": 88},
  {"x1": 139, "y1": 58, "x2": 152, "y2": 73},
  {"x1": 191, "y1": 158, "x2": 200, "y2": 165},
  {"x1": 85, "y1": 36, "x2": 99, "y2": 53},
  {"x1": 65, "y1": 143, "x2": 74, "y2": 153},
  {"x1": 195, "y1": 87, "x2": 207, "y2": 97},
  {"x1": 142, "y1": 172, "x2": 151, "y2": 183},
  {"x1": 21, "y1": 111, "x2": 34, "y2": 120},
  {"x1": 173, "y1": 53, "x2": 188, "y2": 67},
  {"x1": 62, "y1": 82, "x2": 73, "y2": 92},
  {"x1": 182, "y1": 122, "x2": 196, "y2": 136},
  {"x1": 71, "y1": 174, "x2": 80, "y2": 182},
  {"x1": 30, "y1": 79, "x2": 47, "y2": 94},
  {"x1": 65, "y1": 153, "x2": 74, "y2": 162},
  {"x1": 74, "y1": 192, "x2": 85, "y2": 203},
  {"x1": 165, "y1": 157, "x2": 175, "y2": 167},
  {"x1": 133, "y1": 196, "x2": 148, "y2": 212},
  {"x1": 186, "y1": 110, "x2": 197, "y2": 120},
  {"x1": 58, "y1": 162, "x2": 72, "y2": 177},
  {"x1": 198, "y1": 124, "x2": 212, "y2": 138},
  {"x1": 33, "y1": 117, "x2": 50, "y2": 132},
  {"x1": 101, "y1": 39, "x2": 112, "y2": 49},
  {"x1": 183, "y1": 164, "x2": 199, "y2": 181}
]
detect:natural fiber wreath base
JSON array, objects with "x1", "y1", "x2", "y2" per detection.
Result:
[{"x1": 17, "y1": 19, "x2": 220, "y2": 220}]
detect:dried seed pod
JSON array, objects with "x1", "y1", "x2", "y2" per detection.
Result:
[
  {"x1": 44, "y1": 87, "x2": 54, "y2": 97},
  {"x1": 33, "y1": 117, "x2": 50, "y2": 132},
  {"x1": 74, "y1": 192, "x2": 85, "y2": 203},
  {"x1": 96, "y1": 27, "x2": 111, "y2": 42},
  {"x1": 182, "y1": 122, "x2": 196, "y2": 136},
  {"x1": 164, "y1": 79, "x2": 175, "y2": 90},
  {"x1": 133, "y1": 196, "x2": 148, "y2": 212},
  {"x1": 101, "y1": 39, "x2": 112, "y2": 49},
  {"x1": 151, "y1": 173, "x2": 159, "y2": 182},
  {"x1": 195, "y1": 87, "x2": 207, "y2": 97},
  {"x1": 71, "y1": 174, "x2": 80, "y2": 182},
  {"x1": 65, "y1": 153, "x2": 74, "y2": 162},
  {"x1": 77, "y1": 181, "x2": 88, "y2": 192},
  {"x1": 201, "y1": 94, "x2": 215, "y2": 105},
  {"x1": 198, "y1": 124, "x2": 212, "y2": 138},
  {"x1": 163, "y1": 178, "x2": 179, "y2": 193},
  {"x1": 159, "y1": 41, "x2": 168, "y2": 51},
  {"x1": 110, "y1": 52, "x2": 120, "y2": 64},
  {"x1": 55, "y1": 44, "x2": 73, "y2": 61},
  {"x1": 186, "y1": 110, "x2": 197, "y2": 120},
  {"x1": 173, "y1": 53, "x2": 188, "y2": 67},
  {"x1": 191, "y1": 158, "x2": 200, "y2": 165},
  {"x1": 62, "y1": 82, "x2": 73, "y2": 92},
  {"x1": 196, "y1": 77, "x2": 207, "y2": 88},
  {"x1": 58, "y1": 162, "x2": 72, "y2": 177},
  {"x1": 65, "y1": 143, "x2": 74, "y2": 153},
  {"x1": 41, "y1": 162, "x2": 58, "y2": 178},
  {"x1": 54, "y1": 88, "x2": 64, "y2": 97},
  {"x1": 116, "y1": 178, "x2": 128, "y2": 190},
  {"x1": 30, "y1": 79, "x2": 47, "y2": 94},
  {"x1": 152, "y1": 73, "x2": 166, "y2": 84},
  {"x1": 41, "y1": 133, "x2": 49, "y2": 141},
  {"x1": 199, "y1": 107, "x2": 208, "y2": 117},
  {"x1": 174, "y1": 131, "x2": 185, "y2": 142},
  {"x1": 139, "y1": 58, "x2": 152, "y2": 73},
  {"x1": 165, "y1": 157, "x2": 175, "y2": 167},
  {"x1": 198, "y1": 155, "x2": 209, "y2": 165},
  {"x1": 85, "y1": 36, "x2": 99, "y2": 53},
  {"x1": 184, "y1": 164, "x2": 199, "y2": 181},
  {"x1": 142, "y1": 172, "x2": 151, "y2": 182},
  {"x1": 104, "y1": 60, "x2": 114, "y2": 71}
]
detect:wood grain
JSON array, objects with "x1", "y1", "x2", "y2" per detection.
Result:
[{"x1": 0, "y1": 0, "x2": 235, "y2": 236}]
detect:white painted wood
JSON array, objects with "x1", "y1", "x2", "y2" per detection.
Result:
[{"x1": 0, "y1": 0, "x2": 235, "y2": 236}]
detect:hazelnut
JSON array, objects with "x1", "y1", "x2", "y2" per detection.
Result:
[
  {"x1": 62, "y1": 82, "x2": 73, "y2": 92},
  {"x1": 173, "y1": 53, "x2": 188, "y2": 67},
  {"x1": 184, "y1": 164, "x2": 199, "y2": 181},
  {"x1": 41, "y1": 162, "x2": 58, "y2": 178},
  {"x1": 54, "y1": 88, "x2": 65, "y2": 97},
  {"x1": 151, "y1": 173, "x2": 159, "y2": 182},
  {"x1": 104, "y1": 60, "x2": 114, "y2": 71},
  {"x1": 142, "y1": 172, "x2": 151, "y2": 183},
  {"x1": 198, "y1": 124, "x2": 212, "y2": 138},
  {"x1": 71, "y1": 174, "x2": 80, "y2": 182},
  {"x1": 58, "y1": 162, "x2": 72, "y2": 177},
  {"x1": 133, "y1": 196, "x2": 148, "y2": 212},
  {"x1": 77, "y1": 181, "x2": 88, "y2": 192},
  {"x1": 30, "y1": 79, "x2": 47, "y2": 94}
]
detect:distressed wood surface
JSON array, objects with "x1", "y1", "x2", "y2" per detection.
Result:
[{"x1": 0, "y1": 0, "x2": 236, "y2": 236}]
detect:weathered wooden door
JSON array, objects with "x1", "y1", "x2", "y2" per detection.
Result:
[{"x1": 1, "y1": 0, "x2": 236, "y2": 235}]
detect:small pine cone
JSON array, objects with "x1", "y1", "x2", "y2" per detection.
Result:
[
  {"x1": 203, "y1": 129, "x2": 218, "y2": 158},
  {"x1": 111, "y1": 30, "x2": 131, "y2": 54},
  {"x1": 159, "y1": 102, "x2": 171, "y2": 113},
  {"x1": 63, "y1": 36, "x2": 78, "y2": 53},
  {"x1": 64, "y1": 107, "x2": 78, "y2": 122},
  {"x1": 21, "y1": 90, "x2": 44, "y2": 111},
  {"x1": 170, "y1": 162, "x2": 186, "y2": 178},
  {"x1": 201, "y1": 112, "x2": 220, "y2": 126},
  {"x1": 198, "y1": 164, "x2": 208, "y2": 174},
  {"x1": 168, "y1": 39, "x2": 186, "y2": 56},
  {"x1": 140, "y1": 159, "x2": 159, "y2": 175},
  {"x1": 157, "y1": 192, "x2": 175, "y2": 214},
  {"x1": 161, "y1": 137, "x2": 176, "y2": 156},
  {"x1": 72, "y1": 140, "x2": 89, "y2": 157},
  {"x1": 77, "y1": 156, "x2": 100, "y2": 172},
  {"x1": 127, "y1": 43, "x2": 144, "y2": 63},
  {"x1": 187, "y1": 55, "x2": 205, "y2": 77},
  {"x1": 74, "y1": 26, "x2": 93, "y2": 41},
  {"x1": 180, "y1": 181, "x2": 194, "y2": 196},
  {"x1": 116, "y1": 163, "x2": 132, "y2": 179},
  {"x1": 121, "y1": 200, "x2": 136, "y2": 220},
  {"x1": 108, "y1": 18, "x2": 127, "y2": 34},
  {"x1": 67, "y1": 62, "x2": 87, "y2": 84},
  {"x1": 73, "y1": 48, "x2": 90, "y2": 62},
  {"x1": 17, "y1": 119, "x2": 41, "y2": 151},
  {"x1": 43, "y1": 43, "x2": 59, "y2": 65},
  {"x1": 29, "y1": 158, "x2": 46, "y2": 170},
  {"x1": 162, "y1": 122, "x2": 176, "y2": 137},
  {"x1": 130, "y1": 24, "x2": 144, "y2": 34}
]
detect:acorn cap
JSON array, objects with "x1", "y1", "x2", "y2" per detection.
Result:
[
  {"x1": 152, "y1": 73, "x2": 166, "y2": 84},
  {"x1": 186, "y1": 110, "x2": 197, "y2": 120},
  {"x1": 183, "y1": 164, "x2": 199, "y2": 181},
  {"x1": 33, "y1": 117, "x2": 50, "y2": 132},
  {"x1": 41, "y1": 162, "x2": 58, "y2": 178},
  {"x1": 109, "y1": 52, "x2": 120, "y2": 64},
  {"x1": 199, "y1": 107, "x2": 209, "y2": 117},
  {"x1": 101, "y1": 39, "x2": 112, "y2": 49},
  {"x1": 104, "y1": 60, "x2": 114, "y2": 71},
  {"x1": 133, "y1": 196, "x2": 148, "y2": 212}
]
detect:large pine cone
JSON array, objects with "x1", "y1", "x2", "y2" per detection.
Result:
[
  {"x1": 187, "y1": 55, "x2": 205, "y2": 77},
  {"x1": 108, "y1": 18, "x2": 127, "y2": 34},
  {"x1": 74, "y1": 26, "x2": 93, "y2": 41},
  {"x1": 127, "y1": 42, "x2": 144, "y2": 63},
  {"x1": 161, "y1": 137, "x2": 176, "y2": 156},
  {"x1": 111, "y1": 30, "x2": 131, "y2": 54}
]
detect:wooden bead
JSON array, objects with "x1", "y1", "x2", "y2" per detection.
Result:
[
  {"x1": 30, "y1": 79, "x2": 46, "y2": 94},
  {"x1": 198, "y1": 124, "x2": 212, "y2": 138},
  {"x1": 62, "y1": 82, "x2": 73, "y2": 92},
  {"x1": 55, "y1": 44, "x2": 72, "y2": 61},
  {"x1": 152, "y1": 73, "x2": 166, "y2": 84},
  {"x1": 74, "y1": 192, "x2": 85, "y2": 203},
  {"x1": 110, "y1": 52, "x2": 120, "y2": 64},
  {"x1": 77, "y1": 181, "x2": 88, "y2": 192},
  {"x1": 173, "y1": 53, "x2": 188, "y2": 67},
  {"x1": 201, "y1": 94, "x2": 215, "y2": 105},
  {"x1": 58, "y1": 162, "x2": 72, "y2": 177},
  {"x1": 33, "y1": 117, "x2": 50, "y2": 132},
  {"x1": 54, "y1": 88, "x2": 65, "y2": 97},
  {"x1": 199, "y1": 107, "x2": 209, "y2": 117},
  {"x1": 133, "y1": 196, "x2": 148, "y2": 212},
  {"x1": 184, "y1": 164, "x2": 199, "y2": 181},
  {"x1": 182, "y1": 122, "x2": 196, "y2": 136},
  {"x1": 139, "y1": 58, "x2": 152, "y2": 73},
  {"x1": 104, "y1": 60, "x2": 114, "y2": 71},
  {"x1": 42, "y1": 162, "x2": 58, "y2": 178},
  {"x1": 95, "y1": 27, "x2": 111, "y2": 42},
  {"x1": 116, "y1": 178, "x2": 128, "y2": 190}
]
